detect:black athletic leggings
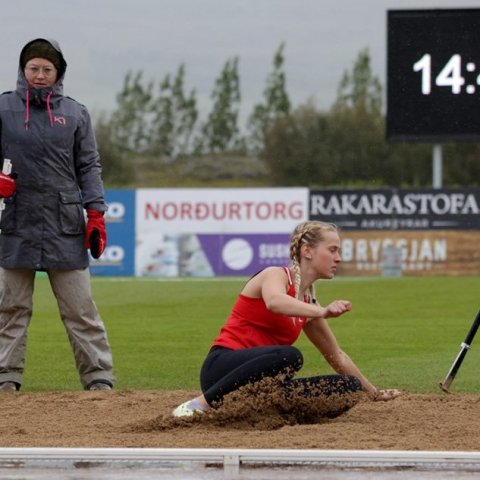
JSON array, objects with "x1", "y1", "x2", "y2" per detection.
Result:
[{"x1": 200, "y1": 345, "x2": 362, "y2": 407}]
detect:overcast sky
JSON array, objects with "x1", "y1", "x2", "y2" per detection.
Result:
[{"x1": 1, "y1": 0, "x2": 479, "y2": 125}]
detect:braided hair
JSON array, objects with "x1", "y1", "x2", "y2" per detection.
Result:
[{"x1": 289, "y1": 221, "x2": 338, "y2": 302}]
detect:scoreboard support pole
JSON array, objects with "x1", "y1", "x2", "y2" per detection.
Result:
[{"x1": 432, "y1": 144, "x2": 443, "y2": 189}]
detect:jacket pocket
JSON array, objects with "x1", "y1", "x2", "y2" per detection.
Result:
[
  {"x1": 0, "y1": 195, "x2": 16, "y2": 234},
  {"x1": 59, "y1": 191, "x2": 84, "y2": 235}
]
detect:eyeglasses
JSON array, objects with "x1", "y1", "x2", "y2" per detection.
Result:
[{"x1": 24, "y1": 66, "x2": 57, "y2": 77}]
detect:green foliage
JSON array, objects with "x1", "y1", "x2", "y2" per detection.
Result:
[
  {"x1": 149, "y1": 64, "x2": 198, "y2": 157},
  {"x1": 22, "y1": 275, "x2": 480, "y2": 393},
  {"x1": 111, "y1": 70, "x2": 154, "y2": 153},
  {"x1": 94, "y1": 112, "x2": 134, "y2": 186},
  {"x1": 333, "y1": 47, "x2": 382, "y2": 115},
  {"x1": 443, "y1": 142, "x2": 480, "y2": 186},
  {"x1": 108, "y1": 66, "x2": 199, "y2": 159},
  {"x1": 326, "y1": 107, "x2": 391, "y2": 186},
  {"x1": 261, "y1": 48, "x2": 388, "y2": 186},
  {"x1": 248, "y1": 42, "x2": 291, "y2": 153},
  {"x1": 198, "y1": 56, "x2": 244, "y2": 154},
  {"x1": 263, "y1": 102, "x2": 331, "y2": 186}
]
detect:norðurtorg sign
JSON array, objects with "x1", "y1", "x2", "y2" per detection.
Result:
[{"x1": 309, "y1": 189, "x2": 480, "y2": 230}]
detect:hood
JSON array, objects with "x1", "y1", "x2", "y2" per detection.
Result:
[
  {"x1": 16, "y1": 38, "x2": 67, "y2": 99},
  {"x1": 16, "y1": 38, "x2": 68, "y2": 129}
]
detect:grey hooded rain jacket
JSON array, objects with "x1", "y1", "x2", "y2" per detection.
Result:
[{"x1": 0, "y1": 38, "x2": 106, "y2": 270}]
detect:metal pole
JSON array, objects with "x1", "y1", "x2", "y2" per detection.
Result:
[{"x1": 432, "y1": 144, "x2": 443, "y2": 188}]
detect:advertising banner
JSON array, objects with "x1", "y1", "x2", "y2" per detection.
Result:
[
  {"x1": 337, "y1": 230, "x2": 480, "y2": 276},
  {"x1": 310, "y1": 188, "x2": 480, "y2": 230},
  {"x1": 135, "y1": 188, "x2": 308, "y2": 277},
  {"x1": 89, "y1": 189, "x2": 135, "y2": 276},
  {"x1": 196, "y1": 233, "x2": 291, "y2": 276},
  {"x1": 309, "y1": 188, "x2": 480, "y2": 276}
]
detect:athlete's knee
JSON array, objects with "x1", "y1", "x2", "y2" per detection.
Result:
[{"x1": 281, "y1": 345, "x2": 303, "y2": 370}]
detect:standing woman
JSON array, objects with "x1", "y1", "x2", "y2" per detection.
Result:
[
  {"x1": 173, "y1": 221, "x2": 400, "y2": 416},
  {"x1": 0, "y1": 38, "x2": 114, "y2": 391}
]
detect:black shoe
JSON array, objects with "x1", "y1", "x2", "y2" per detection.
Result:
[{"x1": 87, "y1": 380, "x2": 113, "y2": 391}]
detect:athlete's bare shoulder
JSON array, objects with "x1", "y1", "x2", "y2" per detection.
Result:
[
  {"x1": 262, "y1": 265, "x2": 289, "y2": 277},
  {"x1": 242, "y1": 266, "x2": 289, "y2": 297}
]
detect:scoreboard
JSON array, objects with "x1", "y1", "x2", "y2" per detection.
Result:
[{"x1": 387, "y1": 9, "x2": 480, "y2": 141}]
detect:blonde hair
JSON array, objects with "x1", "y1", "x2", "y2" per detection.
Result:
[{"x1": 289, "y1": 221, "x2": 338, "y2": 302}]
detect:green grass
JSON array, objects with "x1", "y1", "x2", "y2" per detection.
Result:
[{"x1": 22, "y1": 275, "x2": 480, "y2": 393}]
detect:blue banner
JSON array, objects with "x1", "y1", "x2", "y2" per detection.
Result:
[{"x1": 89, "y1": 189, "x2": 135, "y2": 276}]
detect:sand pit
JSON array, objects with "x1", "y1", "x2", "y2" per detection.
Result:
[{"x1": 0, "y1": 386, "x2": 479, "y2": 451}]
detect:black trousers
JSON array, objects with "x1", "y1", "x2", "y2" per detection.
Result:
[{"x1": 200, "y1": 345, "x2": 362, "y2": 406}]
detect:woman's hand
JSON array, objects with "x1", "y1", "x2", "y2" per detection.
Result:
[
  {"x1": 321, "y1": 300, "x2": 352, "y2": 318},
  {"x1": 372, "y1": 389, "x2": 402, "y2": 401}
]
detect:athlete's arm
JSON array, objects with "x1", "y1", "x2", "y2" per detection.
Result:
[{"x1": 303, "y1": 316, "x2": 377, "y2": 394}]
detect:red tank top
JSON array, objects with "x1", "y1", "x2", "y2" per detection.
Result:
[{"x1": 212, "y1": 267, "x2": 308, "y2": 350}]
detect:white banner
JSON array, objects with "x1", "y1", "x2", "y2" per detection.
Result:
[
  {"x1": 135, "y1": 188, "x2": 308, "y2": 276},
  {"x1": 136, "y1": 188, "x2": 308, "y2": 233}
]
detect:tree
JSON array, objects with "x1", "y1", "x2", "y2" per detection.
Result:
[
  {"x1": 150, "y1": 64, "x2": 198, "y2": 158},
  {"x1": 333, "y1": 47, "x2": 382, "y2": 115},
  {"x1": 263, "y1": 101, "x2": 331, "y2": 185},
  {"x1": 326, "y1": 48, "x2": 387, "y2": 185},
  {"x1": 110, "y1": 70, "x2": 154, "y2": 153},
  {"x1": 261, "y1": 49, "x2": 388, "y2": 187},
  {"x1": 443, "y1": 142, "x2": 480, "y2": 186},
  {"x1": 94, "y1": 112, "x2": 134, "y2": 186},
  {"x1": 248, "y1": 43, "x2": 291, "y2": 153},
  {"x1": 199, "y1": 56, "x2": 244, "y2": 154}
]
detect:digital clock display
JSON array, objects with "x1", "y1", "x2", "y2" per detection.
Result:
[{"x1": 387, "y1": 9, "x2": 480, "y2": 141}]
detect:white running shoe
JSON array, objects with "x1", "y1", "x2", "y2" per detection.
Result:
[{"x1": 172, "y1": 400, "x2": 204, "y2": 417}]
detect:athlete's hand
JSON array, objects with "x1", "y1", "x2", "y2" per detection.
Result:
[
  {"x1": 373, "y1": 389, "x2": 402, "y2": 401},
  {"x1": 322, "y1": 300, "x2": 352, "y2": 318}
]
